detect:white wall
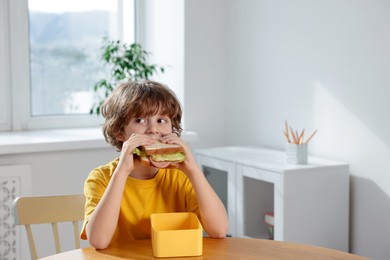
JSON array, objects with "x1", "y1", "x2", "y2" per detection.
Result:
[
  {"x1": 140, "y1": 0, "x2": 227, "y2": 145},
  {"x1": 185, "y1": 0, "x2": 390, "y2": 259},
  {"x1": 139, "y1": 0, "x2": 185, "y2": 124},
  {"x1": 184, "y1": 0, "x2": 227, "y2": 147}
]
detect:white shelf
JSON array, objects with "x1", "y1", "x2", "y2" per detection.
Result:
[{"x1": 195, "y1": 146, "x2": 349, "y2": 252}]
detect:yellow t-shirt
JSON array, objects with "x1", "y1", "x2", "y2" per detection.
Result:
[{"x1": 80, "y1": 158, "x2": 200, "y2": 247}]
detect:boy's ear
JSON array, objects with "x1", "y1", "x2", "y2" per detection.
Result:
[{"x1": 116, "y1": 131, "x2": 125, "y2": 142}]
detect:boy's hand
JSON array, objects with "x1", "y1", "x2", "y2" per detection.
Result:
[
  {"x1": 117, "y1": 133, "x2": 155, "y2": 175},
  {"x1": 160, "y1": 134, "x2": 199, "y2": 175}
]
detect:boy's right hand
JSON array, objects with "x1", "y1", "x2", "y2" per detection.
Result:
[{"x1": 117, "y1": 133, "x2": 155, "y2": 176}]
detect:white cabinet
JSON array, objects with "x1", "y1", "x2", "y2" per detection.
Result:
[{"x1": 195, "y1": 146, "x2": 349, "y2": 252}]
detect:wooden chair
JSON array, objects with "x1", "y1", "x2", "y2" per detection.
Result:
[{"x1": 13, "y1": 194, "x2": 85, "y2": 260}]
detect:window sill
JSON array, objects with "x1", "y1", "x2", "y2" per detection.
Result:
[{"x1": 0, "y1": 128, "x2": 199, "y2": 155}]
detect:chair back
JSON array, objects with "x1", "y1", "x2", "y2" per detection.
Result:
[{"x1": 13, "y1": 194, "x2": 85, "y2": 260}]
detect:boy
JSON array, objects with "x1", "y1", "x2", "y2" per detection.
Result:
[{"x1": 80, "y1": 81, "x2": 228, "y2": 249}]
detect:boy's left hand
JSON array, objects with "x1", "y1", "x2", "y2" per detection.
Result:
[{"x1": 159, "y1": 134, "x2": 199, "y2": 174}]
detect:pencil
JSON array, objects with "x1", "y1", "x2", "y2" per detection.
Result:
[
  {"x1": 290, "y1": 127, "x2": 298, "y2": 144},
  {"x1": 298, "y1": 129, "x2": 305, "y2": 144},
  {"x1": 305, "y1": 129, "x2": 317, "y2": 144},
  {"x1": 284, "y1": 120, "x2": 292, "y2": 143},
  {"x1": 284, "y1": 131, "x2": 291, "y2": 143}
]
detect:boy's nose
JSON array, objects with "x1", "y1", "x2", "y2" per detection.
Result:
[{"x1": 146, "y1": 122, "x2": 159, "y2": 134}]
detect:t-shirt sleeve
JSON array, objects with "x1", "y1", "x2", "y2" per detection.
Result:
[{"x1": 80, "y1": 169, "x2": 108, "y2": 240}]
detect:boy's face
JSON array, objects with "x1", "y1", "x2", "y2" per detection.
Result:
[{"x1": 120, "y1": 113, "x2": 173, "y2": 141}]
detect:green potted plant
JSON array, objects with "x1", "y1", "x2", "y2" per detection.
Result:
[{"x1": 90, "y1": 37, "x2": 165, "y2": 115}]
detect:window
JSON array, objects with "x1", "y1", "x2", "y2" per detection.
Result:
[{"x1": 7, "y1": 0, "x2": 135, "y2": 130}]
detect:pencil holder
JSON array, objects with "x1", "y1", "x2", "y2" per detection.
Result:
[{"x1": 286, "y1": 143, "x2": 308, "y2": 164}]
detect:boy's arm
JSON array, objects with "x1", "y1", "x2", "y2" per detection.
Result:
[
  {"x1": 86, "y1": 133, "x2": 155, "y2": 249},
  {"x1": 86, "y1": 166, "x2": 129, "y2": 249},
  {"x1": 161, "y1": 134, "x2": 229, "y2": 237},
  {"x1": 185, "y1": 163, "x2": 229, "y2": 237}
]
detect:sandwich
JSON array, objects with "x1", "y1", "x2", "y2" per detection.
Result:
[{"x1": 133, "y1": 142, "x2": 186, "y2": 168}]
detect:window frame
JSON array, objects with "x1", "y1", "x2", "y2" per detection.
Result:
[
  {"x1": 0, "y1": 0, "x2": 11, "y2": 131},
  {"x1": 7, "y1": 0, "x2": 137, "y2": 131}
]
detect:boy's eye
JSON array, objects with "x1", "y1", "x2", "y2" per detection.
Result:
[
  {"x1": 135, "y1": 118, "x2": 146, "y2": 124},
  {"x1": 157, "y1": 118, "x2": 169, "y2": 124}
]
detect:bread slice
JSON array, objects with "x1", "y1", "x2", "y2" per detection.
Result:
[{"x1": 141, "y1": 142, "x2": 184, "y2": 155}]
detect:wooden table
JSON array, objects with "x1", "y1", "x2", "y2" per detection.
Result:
[{"x1": 39, "y1": 237, "x2": 368, "y2": 260}]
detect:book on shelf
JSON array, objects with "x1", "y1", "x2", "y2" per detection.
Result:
[
  {"x1": 264, "y1": 212, "x2": 274, "y2": 226},
  {"x1": 264, "y1": 212, "x2": 274, "y2": 240}
]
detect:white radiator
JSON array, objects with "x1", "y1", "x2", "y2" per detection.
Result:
[{"x1": 0, "y1": 165, "x2": 32, "y2": 260}]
